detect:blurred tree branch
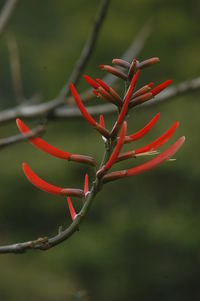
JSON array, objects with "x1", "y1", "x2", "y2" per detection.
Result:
[{"x1": 0, "y1": 0, "x2": 19, "y2": 35}]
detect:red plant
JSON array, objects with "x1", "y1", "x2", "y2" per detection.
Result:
[{"x1": 16, "y1": 56, "x2": 185, "y2": 251}]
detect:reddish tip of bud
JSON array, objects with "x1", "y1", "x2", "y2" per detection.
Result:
[
  {"x1": 151, "y1": 80, "x2": 172, "y2": 96},
  {"x1": 84, "y1": 173, "x2": 89, "y2": 195},
  {"x1": 148, "y1": 82, "x2": 154, "y2": 88},
  {"x1": 22, "y1": 163, "x2": 62, "y2": 195},
  {"x1": 96, "y1": 78, "x2": 110, "y2": 92},
  {"x1": 92, "y1": 89, "x2": 99, "y2": 96},
  {"x1": 83, "y1": 74, "x2": 99, "y2": 89},
  {"x1": 99, "y1": 64, "x2": 104, "y2": 69},
  {"x1": 67, "y1": 197, "x2": 77, "y2": 220}
]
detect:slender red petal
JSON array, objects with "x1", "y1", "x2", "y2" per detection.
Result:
[
  {"x1": 67, "y1": 197, "x2": 77, "y2": 220},
  {"x1": 111, "y1": 70, "x2": 140, "y2": 136},
  {"x1": 16, "y1": 119, "x2": 96, "y2": 166},
  {"x1": 70, "y1": 83, "x2": 110, "y2": 138},
  {"x1": 70, "y1": 83, "x2": 96, "y2": 126},
  {"x1": 125, "y1": 113, "x2": 160, "y2": 143},
  {"x1": 99, "y1": 65, "x2": 127, "y2": 80},
  {"x1": 23, "y1": 163, "x2": 84, "y2": 197},
  {"x1": 103, "y1": 136, "x2": 185, "y2": 183},
  {"x1": 99, "y1": 114, "x2": 105, "y2": 128},
  {"x1": 127, "y1": 136, "x2": 185, "y2": 176},
  {"x1": 96, "y1": 78, "x2": 110, "y2": 92},
  {"x1": 135, "y1": 121, "x2": 179, "y2": 154},
  {"x1": 23, "y1": 163, "x2": 63, "y2": 195},
  {"x1": 83, "y1": 74, "x2": 99, "y2": 89},
  {"x1": 16, "y1": 119, "x2": 72, "y2": 159},
  {"x1": 151, "y1": 80, "x2": 172, "y2": 96},
  {"x1": 84, "y1": 173, "x2": 89, "y2": 195},
  {"x1": 105, "y1": 121, "x2": 127, "y2": 170}
]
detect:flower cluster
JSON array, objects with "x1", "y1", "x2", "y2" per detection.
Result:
[{"x1": 16, "y1": 56, "x2": 185, "y2": 221}]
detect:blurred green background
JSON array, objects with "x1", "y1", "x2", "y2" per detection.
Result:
[{"x1": 0, "y1": 0, "x2": 200, "y2": 300}]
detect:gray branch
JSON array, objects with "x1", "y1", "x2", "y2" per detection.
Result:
[{"x1": 0, "y1": 21, "x2": 151, "y2": 124}]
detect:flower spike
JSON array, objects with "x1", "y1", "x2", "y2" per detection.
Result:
[
  {"x1": 16, "y1": 119, "x2": 96, "y2": 166},
  {"x1": 67, "y1": 197, "x2": 77, "y2": 221},
  {"x1": 102, "y1": 136, "x2": 185, "y2": 183},
  {"x1": 70, "y1": 83, "x2": 110, "y2": 139},
  {"x1": 23, "y1": 163, "x2": 84, "y2": 198},
  {"x1": 124, "y1": 113, "x2": 160, "y2": 143}
]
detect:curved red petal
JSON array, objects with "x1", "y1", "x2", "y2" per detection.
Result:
[
  {"x1": 67, "y1": 197, "x2": 77, "y2": 220},
  {"x1": 135, "y1": 121, "x2": 179, "y2": 154},
  {"x1": 23, "y1": 163, "x2": 62, "y2": 195},
  {"x1": 126, "y1": 113, "x2": 160, "y2": 142},
  {"x1": 105, "y1": 121, "x2": 127, "y2": 170},
  {"x1": 127, "y1": 136, "x2": 185, "y2": 176},
  {"x1": 16, "y1": 119, "x2": 71, "y2": 159}
]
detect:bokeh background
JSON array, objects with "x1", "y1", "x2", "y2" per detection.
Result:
[{"x1": 0, "y1": 0, "x2": 200, "y2": 300}]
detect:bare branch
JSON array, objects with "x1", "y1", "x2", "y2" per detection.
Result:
[
  {"x1": 0, "y1": 20, "x2": 151, "y2": 124},
  {"x1": 0, "y1": 124, "x2": 46, "y2": 149},
  {"x1": 0, "y1": 0, "x2": 19, "y2": 35}
]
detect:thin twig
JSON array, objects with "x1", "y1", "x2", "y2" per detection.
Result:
[
  {"x1": 0, "y1": 0, "x2": 19, "y2": 35},
  {"x1": 0, "y1": 124, "x2": 46, "y2": 149}
]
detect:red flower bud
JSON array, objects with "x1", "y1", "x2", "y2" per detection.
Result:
[
  {"x1": 23, "y1": 163, "x2": 84, "y2": 198},
  {"x1": 70, "y1": 83, "x2": 110, "y2": 139},
  {"x1": 151, "y1": 80, "x2": 172, "y2": 96},
  {"x1": 112, "y1": 58, "x2": 130, "y2": 69},
  {"x1": 84, "y1": 173, "x2": 89, "y2": 196},
  {"x1": 137, "y1": 57, "x2": 160, "y2": 69},
  {"x1": 135, "y1": 122, "x2": 179, "y2": 154},
  {"x1": 103, "y1": 136, "x2": 185, "y2": 183},
  {"x1": 16, "y1": 119, "x2": 96, "y2": 166},
  {"x1": 99, "y1": 65, "x2": 127, "y2": 80},
  {"x1": 125, "y1": 113, "x2": 160, "y2": 143},
  {"x1": 83, "y1": 74, "x2": 100, "y2": 89}
]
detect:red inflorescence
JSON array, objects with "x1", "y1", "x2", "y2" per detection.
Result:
[{"x1": 18, "y1": 55, "x2": 185, "y2": 221}]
